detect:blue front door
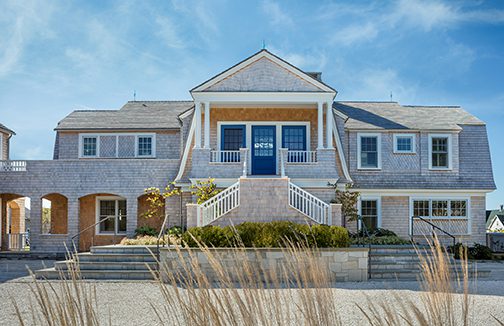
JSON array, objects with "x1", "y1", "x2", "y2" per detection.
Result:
[{"x1": 252, "y1": 126, "x2": 276, "y2": 175}]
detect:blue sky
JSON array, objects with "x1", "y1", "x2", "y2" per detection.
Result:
[{"x1": 1, "y1": 0, "x2": 503, "y2": 207}]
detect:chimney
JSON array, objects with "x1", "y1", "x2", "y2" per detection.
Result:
[{"x1": 500, "y1": 204, "x2": 503, "y2": 212}]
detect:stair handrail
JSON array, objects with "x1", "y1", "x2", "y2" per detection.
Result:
[
  {"x1": 288, "y1": 182, "x2": 330, "y2": 224},
  {"x1": 200, "y1": 181, "x2": 240, "y2": 226},
  {"x1": 411, "y1": 215, "x2": 456, "y2": 248},
  {"x1": 156, "y1": 213, "x2": 170, "y2": 263},
  {"x1": 70, "y1": 215, "x2": 116, "y2": 252}
]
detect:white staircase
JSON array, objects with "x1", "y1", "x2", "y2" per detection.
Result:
[
  {"x1": 199, "y1": 181, "x2": 240, "y2": 226},
  {"x1": 288, "y1": 182, "x2": 331, "y2": 224}
]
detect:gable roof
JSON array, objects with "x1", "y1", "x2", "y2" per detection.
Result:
[
  {"x1": 334, "y1": 101, "x2": 484, "y2": 131},
  {"x1": 191, "y1": 49, "x2": 336, "y2": 93},
  {"x1": 486, "y1": 209, "x2": 504, "y2": 229},
  {"x1": 55, "y1": 101, "x2": 194, "y2": 131},
  {"x1": 0, "y1": 123, "x2": 15, "y2": 135}
]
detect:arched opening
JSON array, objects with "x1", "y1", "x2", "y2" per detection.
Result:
[
  {"x1": 41, "y1": 193, "x2": 68, "y2": 235},
  {"x1": 0, "y1": 193, "x2": 30, "y2": 251},
  {"x1": 78, "y1": 193, "x2": 127, "y2": 251},
  {"x1": 137, "y1": 193, "x2": 166, "y2": 233}
]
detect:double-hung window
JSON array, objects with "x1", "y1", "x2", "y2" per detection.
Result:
[
  {"x1": 82, "y1": 136, "x2": 97, "y2": 157},
  {"x1": 282, "y1": 126, "x2": 307, "y2": 162},
  {"x1": 360, "y1": 199, "x2": 380, "y2": 231},
  {"x1": 393, "y1": 134, "x2": 415, "y2": 153},
  {"x1": 358, "y1": 133, "x2": 381, "y2": 169},
  {"x1": 429, "y1": 134, "x2": 451, "y2": 169},
  {"x1": 220, "y1": 125, "x2": 245, "y2": 162},
  {"x1": 137, "y1": 136, "x2": 153, "y2": 157},
  {"x1": 97, "y1": 197, "x2": 127, "y2": 234}
]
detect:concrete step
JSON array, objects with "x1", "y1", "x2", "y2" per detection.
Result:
[
  {"x1": 90, "y1": 245, "x2": 159, "y2": 255},
  {"x1": 76, "y1": 253, "x2": 157, "y2": 263},
  {"x1": 35, "y1": 267, "x2": 157, "y2": 280},
  {"x1": 54, "y1": 261, "x2": 158, "y2": 271}
]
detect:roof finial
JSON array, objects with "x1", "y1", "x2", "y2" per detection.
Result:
[
  {"x1": 390, "y1": 91, "x2": 393, "y2": 102},
  {"x1": 262, "y1": 39, "x2": 266, "y2": 50},
  {"x1": 133, "y1": 90, "x2": 136, "y2": 101}
]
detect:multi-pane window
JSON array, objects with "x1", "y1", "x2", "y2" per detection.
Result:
[
  {"x1": 221, "y1": 126, "x2": 245, "y2": 162},
  {"x1": 83, "y1": 137, "x2": 97, "y2": 157},
  {"x1": 98, "y1": 198, "x2": 127, "y2": 234},
  {"x1": 412, "y1": 199, "x2": 468, "y2": 218},
  {"x1": 413, "y1": 200, "x2": 430, "y2": 217},
  {"x1": 253, "y1": 128, "x2": 274, "y2": 157},
  {"x1": 430, "y1": 136, "x2": 450, "y2": 169},
  {"x1": 361, "y1": 200, "x2": 378, "y2": 231},
  {"x1": 394, "y1": 134, "x2": 415, "y2": 153},
  {"x1": 282, "y1": 126, "x2": 306, "y2": 150},
  {"x1": 359, "y1": 135, "x2": 380, "y2": 169},
  {"x1": 137, "y1": 136, "x2": 153, "y2": 156}
]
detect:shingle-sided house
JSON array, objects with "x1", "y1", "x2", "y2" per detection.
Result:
[{"x1": 0, "y1": 50, "x2": 496, "y2": 252}]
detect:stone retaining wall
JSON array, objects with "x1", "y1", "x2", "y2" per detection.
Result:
[{"x1": 160, "y1": 247, "x2": 368, "y2": 282}]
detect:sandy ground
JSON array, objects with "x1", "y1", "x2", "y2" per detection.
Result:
[{"x1": 0, "y1": 259, "x2": 503, "y2": 325}]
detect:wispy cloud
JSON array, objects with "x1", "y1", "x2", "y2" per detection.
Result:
[
  {"x1": 261, "y1": 1, "x2": 294, "y2": 28},
  {"x1": 330, "y1": 22, "x2": 379, "y2": 46},
  {"x1": 155, "y1": 16, "x2": 186, "y2": 49},
  {"x1": 268, "y1": 46, "x2": 327, "y2": 71}
]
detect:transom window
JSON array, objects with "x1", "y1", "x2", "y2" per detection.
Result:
[
  {"x1": 393, "y1": 134, "x2": 415, "y2": 153},
  {"x1": 358, "y1": 133, "x2": 381, "y2": 169},
  {"x1": 412, "y1": 199, "x2": 467, "y2": 218},
  {"x1": 360, "y1": 199, "x2": 379, "y2": 231},
  {"x1": 137, "y1": 136, "x2": 153, "y2": 156},
  {"x1": 97, "y1": 198, "x2": 127, "y2": 234},
  {"x1": 83, "y1": 137, "x2": 97, "y2": 157},
  {"x1": 429, "y1": 134, "x2": 451, "y2": 169}
]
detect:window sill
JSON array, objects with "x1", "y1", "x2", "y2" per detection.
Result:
[
  {"x1": 96, "y1": 232, "x2": 127, "y2": 236},
  {"x1": 428, "y1": 168, "x2": 452, "y2": 171},
  {"x1": 393, "y1": 151, "x2": 416, "y2": 155},
  {"x1": 357, "y1": 167, "x2": 381, "y2": 171}
]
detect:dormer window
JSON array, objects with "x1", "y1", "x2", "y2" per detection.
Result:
[
  {"x1": 357, "y1": 133, "x2": 381, "y2": 169},
  {"x1": 429, "y1": 134, "x2": 452, "y2": 170},
  {"x1": 137, "y1": 136, "x2": 153, "y2": 157},
  {"x1": 82, "y1": 137, "x2": 97, "y2": 157}
]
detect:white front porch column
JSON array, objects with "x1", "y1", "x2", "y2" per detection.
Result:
[
  {"x1": 194, "y1": 101, "x2": 201, "y2": 148},
  {"x1": 203, "y1": 102, "x2": 210, "y2": 149},
  {"x1": 326, "y1": 101, "x2": 334, "y2": 149},
  {"x1": 317, "y1": 101, "x2": 324, "y2": 149}
]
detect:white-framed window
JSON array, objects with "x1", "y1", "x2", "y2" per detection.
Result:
[
  {"x1": 411, "y1": 198, "x2": 468, "y2": 219},
  {"x1": 428, "y1": 134, "x2": 452, "y2": 170},
  {"x1": 358, "y1": 197, "x2": 381, "y2": 231},
  {"x1": 79, "y1": 133, "x2": 156, "y2": 158},
  {"x1": 96, "y1": 196, "x2": 127, "y2": 234},
  {"x1": 357, "y1": 133, "x2": 381, "y2": 169},
  {"x1": 82, "y1": 136, "x2": 98, "y2": 157},
  {"x1": 136, "y1": 135, "x2": 155, "y2": 157},
  {"x1": 393, "y1": 133, "x2": 415, "y2": 154}
]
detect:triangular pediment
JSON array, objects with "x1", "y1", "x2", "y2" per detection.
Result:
[{"x1": 191, "y1": 50, "x2": 335, "y2": 93}]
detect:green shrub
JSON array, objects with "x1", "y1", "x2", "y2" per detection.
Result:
[
  {"x1": 135, "y1": 226, "x2": 158, "y2": 237},
  {"x1": 168, "y1": 226, "x2": 183, "y2": 238},
  {"x1": 181, "y1": 222, "x2": 350, "y2": 248},
  {"x1": 352, "y1": 235, "x2": 410, "y2": 245},
  {"x1": 372, "y1": 228, "x2": 397, "y2": 237},
  {"x1": 449, "y1": 242, "x2": 493, "y2": 260}
]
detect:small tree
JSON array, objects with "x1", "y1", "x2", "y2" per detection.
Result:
[
  {"x1": 329, "y1": 183, "x2": 360, "y2": 225},
  {"x1": 190, "y1": 178, "x2": 220, "y2": 204},
  {"x1": 142, "y1": 181, "x2": 181, "y2": 221}
]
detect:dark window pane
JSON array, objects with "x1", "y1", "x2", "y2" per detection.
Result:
[
  {"x1": 451, "y1": 200, "x2": 467, "y2": 217},
  {"x1": 431, "y1": 137, "x2": 449, "y2": 168},
  {"x1": 138, "y1": 137, "x2": 152, "y2": 156},
  {"x1": 432, "y1": 200, "x2": 448, "y2": 216},
  {"x1": 360, "y1": 136, "x2": 378, "y2": 168},
  {"x1": 413, "y1": 200, "x2": 430, "y2": 216},
  {"x1": 83, "y1": 137, "x2": 97, "y2": 156},
  {"x1": 361, "y1": 200, "x2": 378, "y2": 231}
]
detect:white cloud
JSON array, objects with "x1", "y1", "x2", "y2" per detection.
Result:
[
  {"x1": 155, "y1": 16, "x2": 186, "y2": 49},
  {"x1": 388, "y1": 0, "x2": 458, "y2": 31},
  {"x1": 268, "y1": 46, "x2": 327, "y2": 71},
  {"x1": 330, "y1": 22, "x2": 379, "y2": 46},
  {"x1": 261, "y1": 1, "x2": 294, "y2": 27}
]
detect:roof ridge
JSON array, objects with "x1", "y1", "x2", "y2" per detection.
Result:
[
  {"x1": 403, "y1": 105, "x2": 461, "y2": 108},
  {"x1": 336, "y1": 101, "x2": 398, "y2": 104}
]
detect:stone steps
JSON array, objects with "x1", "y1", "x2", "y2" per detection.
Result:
[
  {"x1": 36, "y1": 268, "x2": 157, "y2": 280},
  {"x1": 55, "y1": 260, "x2": 158, "y2": 271}
]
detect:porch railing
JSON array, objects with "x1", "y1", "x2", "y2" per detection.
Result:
[
  {"x1": 286, "y1": 151, "x2": 317, "y2": 163},
  {"x1": 288, "y1": 182, "x2": 330, "y2": 224},
  {"x1": 411, "y1": 216, "x2": 458, "y2": 248},
  {"x1": 199, "y1": 181, "x2": 240, "y2": 226},
  {"x1": 0, "y1": 160, "x2": 27, "y2": 172},
  {"x1": 210, "y1": 150, "x2": 241, "y2": 163},
  {"x1": 8, "y1": 232, "x2": 29, "y2": 251}
]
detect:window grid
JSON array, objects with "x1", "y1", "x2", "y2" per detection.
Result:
[
  {"x1": 361, "y1": 200, "x2": 378, "y2": 230},
  {"x1": 396, "y1": 136, "x2": 413, "y2": 152},
  {"x1": 360, "y1": 136, "x2": 378, "y2": 168},
  {"x1": 283, "y1": 127, "x2": 306, "y2": 150},
  {"x1": 98, "y1": 199, "x2": 127, "y2": 234},
  {"x1": 137, "y1": 136, "x2": 153, "y2": 156},
  {"x1": 222, "y1": 129, "x2": 244, "y2": 151},
  {"x1": 83, "y1": 137, "x2": 97, "y2": 157},
  {"x1": 431, "y1": 137, "x2": 448, "y2": 168}
]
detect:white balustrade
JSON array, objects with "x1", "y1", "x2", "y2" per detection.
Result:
[
  {"x1": 289, "y1": 182, "x2": 330, "y2": 224},
  {"x1": 210, "y1": 150, "x2": 241, "y2": 163},
  {"x1": 8, "y1": 233, "x2": 29, "y2": 251},
  {"x1": 0, "y1": 160, "x2": 27, "y2": 172},
  {"x1": 286, "y1": 151, "x2": 317, "y2": 163},
  {"x1": 199, "y1": 181, "x2": 240, "y2": 226}
]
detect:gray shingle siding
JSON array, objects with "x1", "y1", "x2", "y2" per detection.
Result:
[{"x1": 56, "y1": 132, "x2": 79, "y2": 159}]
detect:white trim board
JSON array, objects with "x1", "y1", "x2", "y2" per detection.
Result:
[
  {"x1": 428, "y1": 133, "x2": 453, "y2": 170},
  {"x1": 393, "y1": 133, "x2": 416, "y2": 154},
  {"x1": 175, "y1": 112, "x2": 196, "y2": 182},
  {"x1": 358, "y1": 196, "x2": 382, "y2": 230},
  {"x1": 357, "y1": 133, "x2": 382, "y2": 170}
]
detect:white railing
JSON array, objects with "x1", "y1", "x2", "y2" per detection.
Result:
[
  {"x1": 289, "y1": 182, "x2": 330, "y2": 224},
  {"x1": 8, "y1": 233, "x2": 29, "y2": 251},
  {"x1": 210, "y1": 150, "x2": 241, "y2": 163},
  {"x1": 287, "y1": 151, "x2": 317, "y2": 163},
  {"x1": 199, "y1": 181, "x2": 240, "y2": 226},
  {"x1": 412, "y1": 217, "x2": 469, "y2": 236},
  {"x1": 0, "y1": 160, "x2": 27, "y2": 172}
]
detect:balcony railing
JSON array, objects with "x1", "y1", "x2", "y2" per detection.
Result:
[
  {"x1": 286, "y1": 151, "x2": 317, "y2": 163},
  {"x1": 210, "y1": 150, "x2": 241, "y2": 163},
  {"x1": 0, "y1": 160, "x2": 27, "y2": 172}
]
